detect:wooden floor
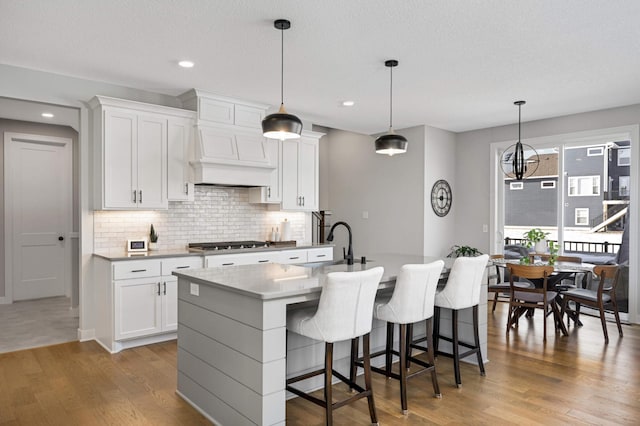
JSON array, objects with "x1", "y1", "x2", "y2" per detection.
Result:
[{"x1": 1, "y1": 303, "x2": 638, "y2": 425}]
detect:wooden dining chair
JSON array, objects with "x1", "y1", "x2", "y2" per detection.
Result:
[
  {"x1": 487, "y1": 254, "x2": 534, "y2": 312},
  {"x1": 560, "y1": 265, "x2": 623, "y2": 344},
  {"x1": 506, "y1": 264, "x2": 558, "y2": 342}
]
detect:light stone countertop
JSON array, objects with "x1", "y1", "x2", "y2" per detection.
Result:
[
  {"x1": 172, "y1": 253, "x2": 454, "y2": 300},
  {"x1": 93, "y1": 243, "x2": 334, "y2": 261}
]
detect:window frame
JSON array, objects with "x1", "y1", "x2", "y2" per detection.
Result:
[
  {"x1": 587, "y1": 146, "x2": 604, "y2": 156},
  {"x1": 540, "y1": 180, "x2": 556, "y2": 189},
  {"x1": 509, "y1": 182, "x2": 523, "y2": 190},
  {"x1": 618, "y1": 148, "x2": 631, "y2": 166},
  {"x1": 574, "y1": 208, "x2": 589, "y2": 226},
  {"x1": 568, "y1": 175, "x2": 601, "y2": 197}
]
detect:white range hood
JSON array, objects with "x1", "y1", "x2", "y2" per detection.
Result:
[{"x1": 180, "y1": 89, "x2": 276, "y2": 187}]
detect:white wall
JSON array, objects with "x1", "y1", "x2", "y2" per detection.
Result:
[
  {"x1": 424, "y1": 126, "x2": 457, "y2": 257},
  {"x1": 455, "y1": 103, "x2": 640, "y2": 323},
  {"x1": 322, "y1": 125, "x2": 456, "y2": 258}
]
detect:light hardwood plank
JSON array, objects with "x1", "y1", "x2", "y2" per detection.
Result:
[{"x1": 0, "y1": 303, "x2": 638, "y2": 425}]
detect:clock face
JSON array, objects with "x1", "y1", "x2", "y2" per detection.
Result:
[{"x1": 431, "y1": 179, "x2": 452, "y2": 217}]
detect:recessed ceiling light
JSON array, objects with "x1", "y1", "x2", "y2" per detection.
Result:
[
  {"x1": 342, "y1": 100, "x2": 355, "y2": 107},
  {"x1": 41, "y1": 112, "x2": 54, "y2": 118},
  {"x1": 178, "y1": 60, "x2": 195, "y2": 68}
]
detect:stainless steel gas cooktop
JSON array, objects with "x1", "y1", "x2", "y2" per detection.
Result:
[{"x1": 188, "y1": 241, "x2": 269, "y2": 251}]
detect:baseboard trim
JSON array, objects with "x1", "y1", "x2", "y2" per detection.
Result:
[
  {"x1": 0, "y1": 296, "x2": 10, "y2": 305},
  {"x1": 78, "y1": 328, "x2": 95, "y2": 342}
]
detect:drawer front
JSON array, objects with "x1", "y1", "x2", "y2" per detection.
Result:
[
  {"x1": 205, "y1": 251, "x2": 280, "y2": 267},
  {"x1": 278, "y1": 249, "x2": 308, "y2": 264},
  {"x1": 113, "y1": 260, "x2": 161, "y2": 280},
  {"x1": 307, "y1": 247, "x2": 333, "y2": 262},
  {"x1": 161, "y1": 257, "x2": 203, "y2": 275}
]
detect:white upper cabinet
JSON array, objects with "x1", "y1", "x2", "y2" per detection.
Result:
[
  {"x1": 248, "y1": 139, "x2": 282, "y2": 203},
  {"x1": 281, "y1": 132, "x2": 322, "y2": 211},
  {"x1": 167, "y1": 117, "x2": 195, "y2": 201},
  {"x1": 90, "y1": 96, "x2": 195, "y2": 210}
]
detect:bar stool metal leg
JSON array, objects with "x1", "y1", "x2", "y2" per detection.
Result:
[
  {"x1": 325, "y1": 342, "x2": 334, "y2": 425},
  {"x1": 473, "y1": 305, "x2": 486, "y2": 376},
  {"x1": 362, "y1": 333, "x2": 379, "y2": 426}
]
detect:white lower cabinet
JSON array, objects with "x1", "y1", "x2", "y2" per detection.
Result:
[
  {"x1": 114, "y1": 277, "x2": 163, "y2": 340},
  {"x1": 95, "y1": 255, "x2": 202, "y2": 353},
  {"x1": 204, "y1": 248, "x2": 334, "y2": 267}
]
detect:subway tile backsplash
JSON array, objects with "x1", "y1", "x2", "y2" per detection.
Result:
[{"x1": 93, "y1": 186, "x2": 308, "y2": 251}]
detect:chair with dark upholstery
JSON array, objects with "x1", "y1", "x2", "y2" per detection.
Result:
[{"x1": 560, "y1": 265, "x2": 623, "y2": 344}]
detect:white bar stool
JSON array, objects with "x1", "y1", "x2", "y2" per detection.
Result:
[
  {"x1": 432, "y1": 254, "x2": 489, "y2": 387},
  {"x1": 286, "y1": 267, "x2": 384, "y2": 426},
  {"x1": 361, "y1": 261, "x2": 444, "y2": 414}
]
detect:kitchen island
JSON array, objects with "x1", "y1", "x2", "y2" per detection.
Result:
[{"x1": 173, "y1": 254, "x2": 488, "y2": 426}]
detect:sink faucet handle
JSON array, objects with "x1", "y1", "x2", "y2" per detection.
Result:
[{"x1": 343, "y1": 247, "x2": 346, "y2": 259}]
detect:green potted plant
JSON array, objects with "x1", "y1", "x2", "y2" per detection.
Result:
[
  {"x1": 149, "y1": 224, "x2": 159, "y2": 250},
  {"x1": 523, "y1": 228, "x2": 549, "y2": 253},
  {"x1": 447, "y1": 245, "x2": 482, "y2": 258}
]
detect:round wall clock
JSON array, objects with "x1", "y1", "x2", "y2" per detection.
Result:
[{"x1": 431, "y1": 179, "x2": 452, "y2": 217}]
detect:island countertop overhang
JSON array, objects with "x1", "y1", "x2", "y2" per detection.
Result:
[{"x1": 172, "y1": 253, "x2": 452, "y2": 300}]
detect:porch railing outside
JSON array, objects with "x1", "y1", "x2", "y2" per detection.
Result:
[{"x1": 504, "y1": 237, "x2": 621, "y2": 254}]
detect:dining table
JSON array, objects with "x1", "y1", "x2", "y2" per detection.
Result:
[{"x1": 491, "y1": 258, "x2": 596, "y2": 335}]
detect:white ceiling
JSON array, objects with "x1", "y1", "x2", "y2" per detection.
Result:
[{"x1": 2, "y1": 0, "x2": 640, "y2": 134}]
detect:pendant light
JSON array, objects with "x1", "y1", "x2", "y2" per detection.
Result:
[
  {"x1": 375, "y1": 59, "x2": 408, "y2": 156},
  {"x1": 262, "y1": 19, "x2": 303, "y2": 140},
  {"x1": 500, "y1": 100, "x2": 539, "y2": 180}
]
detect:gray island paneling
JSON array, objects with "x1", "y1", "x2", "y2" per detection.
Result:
[{"x1": 173, "y1": 254, "x2": 487, "y2": 425}]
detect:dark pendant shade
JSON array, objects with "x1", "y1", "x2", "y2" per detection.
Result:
[
  {"x1": 376, "y1": 59, "x2": 407, "y2": 156},
  {"x1": 262, "y1": 107, "x2": 302, "y2": 140},
  {"x1": 263, "y1": 19, "x2": 303, "y2": 140},
  {"x1": 375, "y1": 130, "x2": 408, "y2": 156}
]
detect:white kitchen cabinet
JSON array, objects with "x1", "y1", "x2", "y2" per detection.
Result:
[
  {"x1": 167, "y1": 117, "x2": 195, "y2": 201},
  {"x1": 114, "y1": 277, "x2": 163, "y2": 340},
  {"x1": 248, "y1": 139, "x2": 282, "y2": 203},
  {"x1": 205, "y1": 251, "x2": 280, "y2": 267},
  {"x1": 90, "y1": 96, "x2": 195, "y2": 210},
  {"x1": 94, "y1": 255, "x2": 202, "y2": 353},
  {"x1": 307, "y1": 247, "x2": 333, "y2": 262},
  {"x1": 281, "y1": 132, "x2": 322, "y2": 211},
  {"x1": 278, "y1": 250, "x2": 308, "y2": 264}
]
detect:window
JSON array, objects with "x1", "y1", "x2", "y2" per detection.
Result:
[
  {"x1": 619, "y1": 176, "x2": 630, "y2": 197},
  {"x1": 568, "y1": 175, "x2": 600, "y2": 196},
  {"x1": 587, "y1": 146, "x2": 604, "y2": 156},
  {"x1": 575, "y1": 208, "x2": 589, "y2": 226},
  {"x1": 541, "y1": 180, "x2": 556, "y2": 189},
  {"x1": 618, "y1": 148, "x2": 630, "y2": 166},
  {"x1": 509, "y1": 182, "x2": 523, "y2": 190}
]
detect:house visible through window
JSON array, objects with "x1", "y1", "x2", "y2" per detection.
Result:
[
  {"x1": 618, "y1": 148, "x2": 631, "y2": 166},
  {"x1": 587, "y1": 146, "x2": 604, "y2": 156},
  {"x1": 509, "y1": 182, "x2": 523, "y2": 190},
  {"x1": 619, "y1": 176, "x2": 630, "y2": 197},
  {"x1": 568, "y1": 175, "x2": 600, "y2": 196},
  {"x1": 575, "y1": 208, "x2": 589, "y2": 226},
  {"x1": 541, "y1": 180, "x2": 556, "y2": 189}
]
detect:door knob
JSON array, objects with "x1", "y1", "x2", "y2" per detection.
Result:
[{"x1": 58, "y1": 236, "x2": 64, "y2": 241}]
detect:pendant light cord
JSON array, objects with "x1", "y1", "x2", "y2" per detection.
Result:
[
  {"x1": 280, "y1": 25, "x2": 284, "y2": 105},
  {"x1": 389, "y1": 65, "x2": 393, "y2": 128},
  {"x1": 518, "y1": 103, "x2": 521, "y2": 142}
]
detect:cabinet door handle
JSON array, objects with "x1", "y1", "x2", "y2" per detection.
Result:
[
  {"x1": 139, "y1": 190, "x2": 143, "y2": 203},
  {"x1": 302, "y1": 196, "x2": 305, "y2": 206},
  {"x1": 185, "y1": 183, "x2": 189, "y2": 195},
  {"x1": 133, "y1": 190, "x2": 137, "y2": 203},
  {"x1": 176, "y1": 266, "x2": 190, "y2": 269},
  {"x1": 289, "y1": 256, "x2": 300, "y2": 260},
  {"x1": 317, "y1": 254, "x2": 326, "y2": 258},
  {"x1": 131, "y1": 269, "x2": 147, "y2": 273},
  {"x1": 222, "y1": 262, "x2": 235, "y2": 266},
  {"x1": 163, "y1": 282, "x2": 167, "y2": 295},
  {"x1": 267, "y1": 187, "x2": 271, "y2": 198},
  {"x1": 258, "y1": 259, "x2": 269, "y2": 263},
  {"x1": 157, "y1": 282, "x2": 161, "y2": 296}
]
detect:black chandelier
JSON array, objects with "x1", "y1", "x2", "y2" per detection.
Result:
[{"x1": 500, "y1": 100, "x2": 539, "y2": 180}]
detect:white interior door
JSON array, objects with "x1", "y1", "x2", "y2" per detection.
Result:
[{"x1": 5, "y1": 132, "x2": 72, "y2": 301}]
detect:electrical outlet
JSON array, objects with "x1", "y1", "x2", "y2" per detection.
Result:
[
  {"x1": 482, "y1": 224, "x2": 488, "y2": 233},
  {"x1": 362, "y1": 211, "x2": 369, "y2": 219},
  {"x1": 190, "y1": 283, "x2": 199, "y2": 296}
]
